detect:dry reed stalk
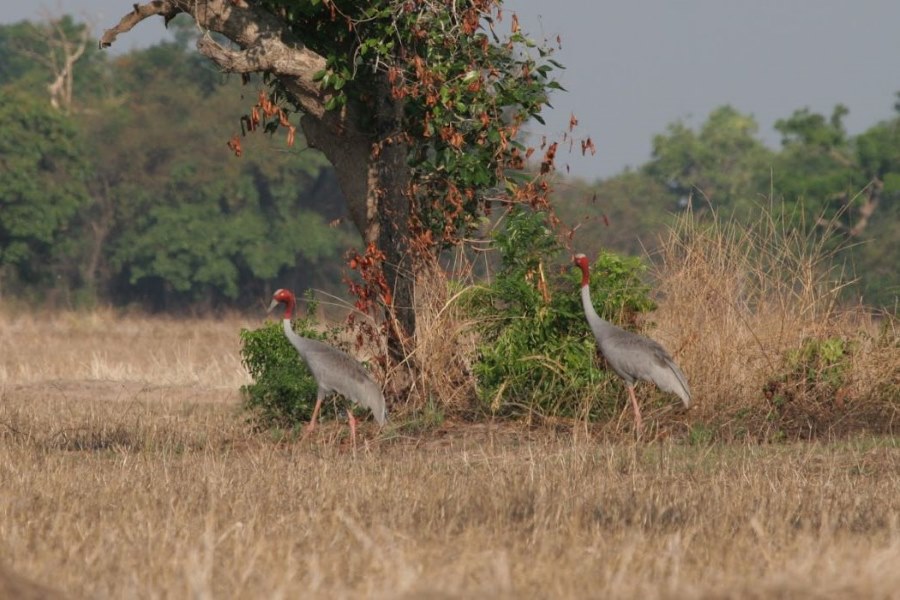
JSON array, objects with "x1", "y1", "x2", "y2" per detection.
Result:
[{"x1": 376, "y1": 255, "x2": 480, "y2": 417}]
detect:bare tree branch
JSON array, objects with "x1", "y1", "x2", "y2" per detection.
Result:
[
  {"x1": 194, "y1": 34, "x2": 330, "y2": 121},
  {"x1": 11, "y1": 16, "x2": 91, "y2": 113},
  {"x1": 47, "y1": 20, "x2": 90, "y2": 113},
  {"x1": 101, "y1": 1, "x2": 355, "y2": 130},
  {"x1": 816, "y1": 178, "x2": 883, "y2": 237},
  {"x1": 99, "y1": 1, "x2": 180, "y2": 48}
]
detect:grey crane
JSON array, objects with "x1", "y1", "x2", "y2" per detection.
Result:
[
  {"x1": 268, "y1": 288, "x2": 387, "y2": 442},
  {"x1": 573, "y1": 253, "x2": 691, "y2": 433}
]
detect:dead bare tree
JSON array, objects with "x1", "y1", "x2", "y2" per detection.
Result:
[
  {"x1": 13, "y1": 15, "x2": 91, "y2": 114},
  {"x1": 817, "y1": 178, "x2": 883, "y2": 238}
]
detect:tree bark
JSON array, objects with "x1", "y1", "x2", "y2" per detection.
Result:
[
  {"x1": 370, "y1": 78, "x2": 414, "y2": 360},
  {"x1": 83, "y1": 177, "x2": 115, "y2": 297}
]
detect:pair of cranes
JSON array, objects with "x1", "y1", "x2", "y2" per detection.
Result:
[{"x1": 268, "y1": 253, "x2": 690, "y2": 442}]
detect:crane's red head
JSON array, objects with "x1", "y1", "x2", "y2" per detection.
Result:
[
  {"x1": 572, "y1": 253, "x2": 590, "y2": 286},
  {"x1": 267, "y1": 288, "x2": 297, "y2": 319}
]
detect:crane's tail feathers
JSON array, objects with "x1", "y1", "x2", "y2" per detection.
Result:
[
  {"x1": 375, "y1": 405, "x2": 387, "y2": 426},
  {"x1": 666, "y1": 361, "x2": 692, "y2": 408},
  {"x1": 372, "y1": 396, "x2": 388, "y2": 426}
]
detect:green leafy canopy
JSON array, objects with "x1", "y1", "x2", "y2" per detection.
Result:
[
  {"x1": 259, "y1": 0, "x2": 564, "y2": 246},
  {"x1": 0, "y1": 89, "x2": 90, "y2": 286}
]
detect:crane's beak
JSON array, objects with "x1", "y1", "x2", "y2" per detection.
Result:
[{"x1": 266, "y1": 298, "x2": 280, "y2": 313}]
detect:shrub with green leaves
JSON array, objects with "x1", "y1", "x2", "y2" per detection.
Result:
[
  {"x1": 765, "y1": 337, "x2": 853, "y2": 408},
  {"x1": 465, "y1": 207, "x2": 656, "y2": 419},
  {"x1": 239, "y1": 295, "x2": 339, "y2": 428},
  {"x1": 760, "y1": 336, "x2": 866, "y2": 438}
]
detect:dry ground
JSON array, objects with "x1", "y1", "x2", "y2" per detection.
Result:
[{"x1": 1, "y1": 310, "x2": 899, "y2": 599}]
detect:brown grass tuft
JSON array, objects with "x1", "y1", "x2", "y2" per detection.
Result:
[
  {"x1": 651, "y1": 203, "x2": 899, "y2": 439},
  {"x1": 0, "y1": 562, "x2": 68, "y2": 600},
  {"x1": 386, "y1": 257, "x2": 480, "y2": 420}
]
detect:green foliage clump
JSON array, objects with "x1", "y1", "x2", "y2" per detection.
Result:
[
  {"x1": 239, "y1": 294, "x2": 336, "y2": 428},
  {"x1": 259, "y1": 0, "x2": 562, "y2": 246},
  {"x1": 0, "y1": 89, "x2": 89, "y2": 289},
  {"x1": 466, "y1": 208, "x2": 655, "y2": 419},
  {"x1": 763, "y1": 336, "x2": 854, "y2": 434},
  {"x1": 786, "y1": 337, "x2": 852, "y2": 392}
]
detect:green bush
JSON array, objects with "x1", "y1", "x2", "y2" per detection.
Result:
[
  {"x1": 465, "y1": 207, "x2": 656, "y2": 419},
  {"x1": 759, "y1": 336, "x2": 871, "y2": 439},
  {"x1": 239, "y1": 294, "x2": 340, "y2": 428},
  {"x1": 764, "y1": 336, "x2": 853, "y2": 409}
]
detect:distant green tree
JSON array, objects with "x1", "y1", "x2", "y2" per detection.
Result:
[
  {"x1": 0, "y1": 89, "x2": 89, "y2": 297},
  {"x1": 553, "y1": 172, "x2": 671, "y2": 258},
  {"x1": 644, "y1": 106, "x2": 773, "y2": 213},
  {"x1": 109, "y1": 158, "x2": 348, "y2": 308},
  {"x1": 568, "y1": 100, "x2": 899, "y2": 308},
  {"x1": 79, "y1": 36, "x2": 355, "y2": 309},
  {"x1": 771, "y1": 102, "x2": 899, "y2": 307},
  {"x1": 843, "y1": 106, "x2": 900, "y2": 305},
  {"x1": 0, "y1": 17, "x2": 104, "y2": 113},
  {"x1": 0, "y1": 21, "x2": 47, "y2": 86},
  {"x1": 0, "y1": 18, "x2": 359, "y2": 309},
  {"x1": 772, "y1": 105, "x2": 864, "y2": 218}
]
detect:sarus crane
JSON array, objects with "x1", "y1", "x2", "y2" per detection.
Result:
[
  {"x1": 268, "y1": 288, "x2": 387, "y2": 442},
  {"x1": 573, "y1": 253, "x2": 691, "y2": 433}
]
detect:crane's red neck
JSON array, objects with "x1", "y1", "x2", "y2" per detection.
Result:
[
  {"x1": 282, "y1": 296, "x2": 295, "y2": 320},
  {"x1": 272, "y1": 289, "x2": 296, "y2": 320},
  {"x1": 573, "y1": 254, "x2": 590, "y2": 287}
]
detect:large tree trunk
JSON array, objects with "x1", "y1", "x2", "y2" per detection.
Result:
[
  {"x1": 100, "y1": 0, "x2": 419, "y2": 359},
  {"x1": 300, "y1": 106, "x2": 415, "y2": 363},
  {"x1": 371, "y1": 79, "x2": 414, "y2": 361}
]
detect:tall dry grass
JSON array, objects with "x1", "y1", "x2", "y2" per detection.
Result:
[
  {"x1": 386, "y1": 203, "x2": 897, "y2": 438},
  {"x1": 651, "y1": 203, "x2": 899, "y2": 438},
  {"x1": 368, "y1": 256, "x2": 481, "y2": 419}
]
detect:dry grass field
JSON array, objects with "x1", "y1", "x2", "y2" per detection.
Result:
[{"x1": 1, "y1": 308, "x2": 899, "y2": 599}]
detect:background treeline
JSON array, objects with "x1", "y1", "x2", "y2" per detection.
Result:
[
  {"x1": 1, "y1": 16, "x2": 897, "y2": 311},
  {"x1": 0, "y1": 17, "x2": 358, "y2": 311},
  {"x1": 555, "y1": 102, "x2": 900, "y2": 309}
]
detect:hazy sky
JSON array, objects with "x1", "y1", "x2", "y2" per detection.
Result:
[{"x1": 4, "y1": 1, "x2": 899, "y2": 179}]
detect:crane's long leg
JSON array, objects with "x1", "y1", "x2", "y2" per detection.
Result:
[
  {"x1": 307, "y1": 388, "x2": 325, "y2": 434},
  {"x1": 347, "y1": 409, "x2": 357, "y2": 448},
  {"x1": 627, "y1": 385, "x2": 643, "y2": 435}
]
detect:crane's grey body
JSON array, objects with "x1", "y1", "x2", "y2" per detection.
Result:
[
  {"x1": 580, "y1": 286, "x2": 691, "y2": 407},
  {"x1": 281, "y1": 319, "x2": 387, "y2": 424}
]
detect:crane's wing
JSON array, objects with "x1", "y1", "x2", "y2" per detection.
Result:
[
  {"x1": 295, "y1": 338, "x2": 387, "y2": 424},
  {"x1": 602, "y1": 329, "x2": 692, "y2": 408}
]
